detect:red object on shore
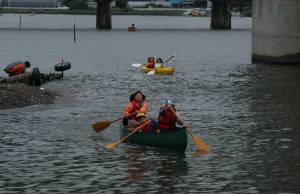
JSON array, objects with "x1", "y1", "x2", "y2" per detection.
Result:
[{"x1": 4, "y1": 62, "x2": 26, "y2": 76}]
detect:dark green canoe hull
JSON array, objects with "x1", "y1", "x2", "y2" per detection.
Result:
[{"x1": 119, "y1": 125, "x2": 187, "y2": 152}]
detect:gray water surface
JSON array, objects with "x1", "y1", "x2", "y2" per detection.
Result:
[{"x1": 0, "y1": 15, "x2": 299, "y2": 193}]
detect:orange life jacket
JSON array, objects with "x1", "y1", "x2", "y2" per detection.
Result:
[
  {"x1": 146, "y1": 62, "x2": 155, "y2": 68},
  {"x1": 7, "y1": 63, "x2": 25, "y2": 76},
  {"x1": 123, "y1": 100, "x2": 148, "y2": 119},
  {"x1": 146, "y1": 58, "x2": 155, "y2": 68}
]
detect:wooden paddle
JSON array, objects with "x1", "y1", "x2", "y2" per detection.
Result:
[
  {"x1": 169, "y1": 107, "x2": 212, "y2": 153},
  {"x1": 105, "y1": 119, "x2": 151, "y2": 150},
  {"x1": 92, "y1": 112, "x2": 136, "y2": 133}
]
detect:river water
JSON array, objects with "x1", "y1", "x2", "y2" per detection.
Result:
[{"x1": 0, "y1": 14, "x2": 299, "y2": 193}]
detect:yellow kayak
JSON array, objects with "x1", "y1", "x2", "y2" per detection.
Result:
[{"x1": 141, "y1": 65, "x2": 175, "y2": 75}]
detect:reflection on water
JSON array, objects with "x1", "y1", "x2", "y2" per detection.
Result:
[
  {"x1": 122, "y1": 148, "x2": 188, "y2": 193},
  {"x1": 193, "y1": 150, "x2": 211, "y2": 157},
  {"x1": 0, "y1": 15, "x2": 299, "y2": 193},
  {"x1": 231, "y1": 64, "x2": 300, "y2": 193}
]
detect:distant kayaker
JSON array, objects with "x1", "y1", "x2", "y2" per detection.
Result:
[
  {"x1": 128, "y1": 24, "x2": 137, "y2": 32},
  {"x1": 158, "y1": 99, "x2": 183, "y2": 130},
  {"x1": 4, "y1": 61, "x2": 30, "y2": 76},
  {"x1": 145, "y1": 57, "x2": 155, "y2": 68},
  {"x1": 155, "y1": 58, "x2": 163, "y2": 68},
  {"x1": 123, "y1": 91, "x2": 148, "y2": 128}
]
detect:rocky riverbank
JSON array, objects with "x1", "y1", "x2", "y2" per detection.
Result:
[{"x1": 0, "y1": 83, "x2": 57, "y2": 110}]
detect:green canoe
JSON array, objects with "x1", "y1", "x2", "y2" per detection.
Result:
[{"x1": 119, "y1": 124, "x2": 188, "y2": 152}]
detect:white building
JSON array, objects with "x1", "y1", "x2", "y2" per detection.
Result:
[
  {"x1": 127, "y1": 0, "x2": 210, "y2": 8},
  {"x1": 1, "y1": 0, "x2": 58, "y2": 8},
  {"x1": 128, "y1": 1, "x2": 172, "y2": 8},
  {"x1": 87, "y1": 0, "x2": 116, "y2": 8}
]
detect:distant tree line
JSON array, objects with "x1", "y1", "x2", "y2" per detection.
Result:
[
  {"x1": 115, "y1": 0, "x2": 128, "y2": 9},
  {"x1": 63, "y1": 0, "x2": 129, "y2": 10},
  {"x1": 62, "y1": 0, "x2": 251, "y2": 14},
  {"x1": 63, "y1": 0, "x2": 88, "y2": 10},
  {"x1": 230, "y1": 0, "x2": 252, "y2": 16}
]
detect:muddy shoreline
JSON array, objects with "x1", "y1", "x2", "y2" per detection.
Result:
[{"x1": 0, "y1": 83, "x2": 57, "y2": 110}]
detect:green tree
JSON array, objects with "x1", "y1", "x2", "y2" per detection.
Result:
[
  {"x1": 63, "y1": 0, "x2": 88, "y2": 10},
  {"x1": 115, "y1": 0, "x2": 128, "y2": 9}
]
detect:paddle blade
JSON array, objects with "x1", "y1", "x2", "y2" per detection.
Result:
[
  {"x1": 92, "y1": 121, "x2": 111, "y2": 132},
  {"x1": 105, "y1": 142, "x2": 120, "y2": 150},
  {"x1": 191, "y1": 134, "x2": 211, "y2": 153},
  {"x1": 192, "y1": 150, "x2": 211, "y2": 157},
  {"x1": 147, "y1": 71, "x2": 155, "y2": 75},
  {"x1": 132, "y1": 63, "x2": 143, "y2": 68}
]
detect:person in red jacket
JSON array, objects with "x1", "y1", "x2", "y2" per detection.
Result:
[
  {"x1": 158, "y1": 99, "x2": 183, "y2": 130},
  {"x1": 4, "y1": 61, "x2": 30, "y2": 76},
  {"x1": 122, "y1": 91, "x2": 148, "y2": 128},
  {"x1": 145, "y1": 57, "x2": 155, "y2": 68}
]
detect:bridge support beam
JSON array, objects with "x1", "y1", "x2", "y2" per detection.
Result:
[
  {"x1": 96, "y1": 0, "x2": 112, "y2": 30},
  {"x1": 211, "y1": 0, "x2": 231, "y2": 30},
  {"x1": 252, "y1": 0, "x2": 300, "y2": 64}
]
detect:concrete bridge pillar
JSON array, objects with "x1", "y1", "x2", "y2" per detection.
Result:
[
  {"x1": 252, "y1": 0, "x2": 300, "y2": 64},
  {"x1": 211, "y1": 0, "x2": 231, "y2": 30},
  {"x1": 96, "y1": 0, "x2": 112, "y2": 30}
]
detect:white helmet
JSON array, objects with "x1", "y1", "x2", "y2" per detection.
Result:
[{"x1": 165, "y1": 99, "x2": 175, "y2": 106}]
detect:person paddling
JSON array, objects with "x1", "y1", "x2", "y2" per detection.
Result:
[
  {"x1": 128, "y1": 24, "x2": 137, "y2": 32},
  {"x1": 155, "y1": 57, "x2": 164, "y2": 68},
  {"x1": 4, "y1": 61, "x2": 30, "y2": 76},
  {"x1": 134, "y1": 113, "x2": 158, "y2": 133},
  {"x1": 158, "y1": 99, "x2": 183, "y2": 130},
  {"x1": 123, "y1": 91, "x2": 148, "y2": 128},
  {"x1": 145, "y1": 57, "x2": 155, "y2": 68}
]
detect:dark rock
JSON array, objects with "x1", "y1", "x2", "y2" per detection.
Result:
[{"x1": 0, "y1": 83, "x2": 57, "y2": 110}]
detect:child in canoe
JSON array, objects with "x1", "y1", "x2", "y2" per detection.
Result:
[{"x1": 135, "y1": 113, "x2": 158, "y2": 133}]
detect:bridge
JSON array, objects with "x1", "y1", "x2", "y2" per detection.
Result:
[
  {"x1": 96, "y1": 0, "x2": 234, "y2": 30},
  {"x1": 96, "y1": 0, "x2": 300, "y2": 65},
  {"x1": 252, "y1": 0, "x2": 300, "y2": 64}
]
